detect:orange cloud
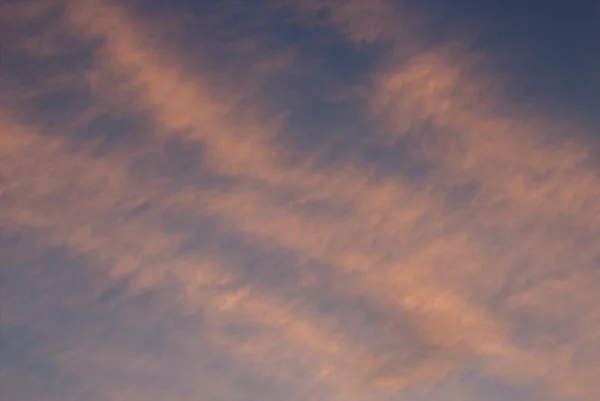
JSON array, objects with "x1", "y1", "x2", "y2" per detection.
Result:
[
  {"x1": 368, "y1": 30, "x2": 600, "y2": 401},
  {"x1": 0, "y1": 114, "x2": 385, "y2": 400},
  {"x1": 60, "y1": 1, "x2": 600, "y2": 398},
  {"x1": 4, "y1": 1, "x2": 600, "y2": 400}
]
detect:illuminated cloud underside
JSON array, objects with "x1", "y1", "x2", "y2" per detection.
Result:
[{"x1": 2, "y1": 1, "x2": 599, "y2": 401}]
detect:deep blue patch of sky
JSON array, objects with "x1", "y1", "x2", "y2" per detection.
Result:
[{"x1": 415, "y1": 0, "x2": 600, "y2": 121}]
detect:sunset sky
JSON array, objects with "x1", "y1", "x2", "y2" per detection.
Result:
[{"x1": 1, "y1": 1, "x2": 600, "y2": 400}]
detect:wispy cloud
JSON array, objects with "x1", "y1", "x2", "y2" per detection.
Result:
[{"x1": 2, "y1": 1, "x2": 599, "y2": 401}]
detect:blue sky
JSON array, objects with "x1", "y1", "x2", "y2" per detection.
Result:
[{"x1": 1, "y1": 1, "x2": 600, "y2": 400}]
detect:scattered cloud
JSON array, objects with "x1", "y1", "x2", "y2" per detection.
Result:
[{"x1": 2, "y1": 1, "x2": 599, "y2": 401}]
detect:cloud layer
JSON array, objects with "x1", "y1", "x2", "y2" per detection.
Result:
[{"x1": 2, "y1": 1, "x2": 599, "y2": 401}]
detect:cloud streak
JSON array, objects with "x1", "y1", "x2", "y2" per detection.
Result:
[{"x1": 2, "y1": 1, "x2": 600, "y2": 400}]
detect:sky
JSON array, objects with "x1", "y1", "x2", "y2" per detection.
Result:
[{"x1": 1, "y1": 1, "x2": 600, "y2": 400}]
